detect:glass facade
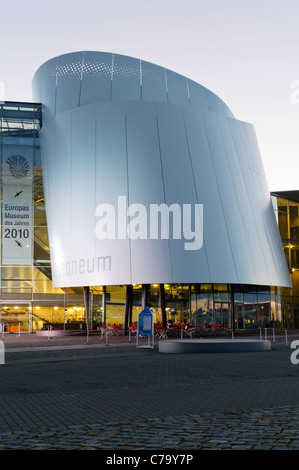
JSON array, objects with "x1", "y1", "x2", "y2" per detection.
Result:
[
  {"x1": 0, "y1": 101, "x2": 295, "y2": 334},
  {"x1": 271, "y1": 193, "x2": 299, "y2": 328},
  {"x1": 92, "y1": 283, "x2": 276, "y2": 331},
  {"x1": 0, "y1": 102, "x2": 85, "y2": 332}
]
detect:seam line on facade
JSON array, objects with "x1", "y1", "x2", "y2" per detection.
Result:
[
  {"x1": 203, "y1": 114, "x2": 239, "y2": 282},
  {"x1": 125, "y1": 115, "x2": 133, "y2": 283},
  {"x1": 183, "y1": 117, "x2": 211, "y2": 281},
  {"x1": 155, "y1": 115, "x2": 173, "y2": 284}
]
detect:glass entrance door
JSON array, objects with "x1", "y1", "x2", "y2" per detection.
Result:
[
  {"x1": 282, "y1": 304, "x2": 293, "y2": 328},
  {"x1": 214, "y1": 302, "x2": 229, "y2": 326},
  {"x1": 0, "y1": 303, "x2": 31, "y2": 332},
  {"x1": 236, "y1": 303, "x2": 245, "y2": 329}
]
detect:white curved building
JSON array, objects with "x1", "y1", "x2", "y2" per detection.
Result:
[{"x1": 31, "y1": 51, "x2": 291, "y2": 330}]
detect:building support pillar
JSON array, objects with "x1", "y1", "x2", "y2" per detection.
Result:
[
  {"x1": 141, "y1": 284, "x2": 150, "y2": 309},
  {"x1": 188, "y1": 284, "x2": 192, "y2": 325},
  {"x1": 83, "y1": 286, "x2": 91, "y2": 331},
  {"x1": 124, "y1": 285, "x2": 133, "y2": 334},
  {"x1": 102, "y1": 286, "x2": 106, "y2": 327},
  {"x1": 90, "y1": 290, "x2": 94, "y2": 329},
  {"x1": 159, "y1": 284, "x2": 167, "y2": 327},
  {"x1": 231, "y1": 284, "x2": 235, "y2": 332}
]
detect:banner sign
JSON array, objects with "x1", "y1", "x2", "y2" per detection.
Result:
[{"x1": 2, "y1": 146, "x2": 33, "y2": 265}]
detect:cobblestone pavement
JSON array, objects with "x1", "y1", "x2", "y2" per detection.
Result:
[{"x1": 0, "y1": 332, "x2": 299, "y2": 451}]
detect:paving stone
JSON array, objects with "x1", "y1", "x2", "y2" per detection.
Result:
[{"x1": 1, "y1": 334, "x2": 299, "y2": 449}]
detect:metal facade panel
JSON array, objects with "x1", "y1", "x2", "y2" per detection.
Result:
[
  {"x1": 166, "y1": 70, "x2": 189, "y2": 106},
  {"x1": 55, "y1": 52, "x2": 83, "y2": 114},
  {"x1": 80, "y1": 51, "x2": 113, "y2": 106},
  {"x1": 94, "y1": 103, "x2": 131, "y2": 286},
  {"x1": 141, "y1": 61, "x2": 167, "y2": 103},
  {"x1": 205, "y1": 89, "x2": 228, "y2": 116},
  {"x1": 241, "y1": 122, "x2": 267, "y2": 178},
  {"x1": 69, "y1": 105, "x2": 97, "y2": 286},
  {"x1": 231, "y1": 119, "x2": 291, "y2": 288},
  {"x1": 156, "y1": 105, "x2": 209, "y2": 283},
  {"x1": 222, "y1": 117, "x2": 271, "y2": 285},
  {"x1": 188, "y1": 80, "x2": 234, "y2": 118},
  {"x1": 188, "y1": 80, "x2": 209, "y2": 110},
  {"x1": 182, "y1": 107, "x2": 237, "y2": 283},
  {"x1": 32, "y1": 51, "x2": 292, "y2": 289},
  {"x1": 111, "y1": 54, "x2": 141, "y2": 102},
  {"x1": 50, "y1": 111, "x2": 73, "y2": 286},
  {"x1": 37, "y1": 58, "x2": 57, "y2": 115},
  {"x1": 125, "y1": 102, "x2": 172, "y2": 283},
  {"x1": 204, "y1": 111, "x2": 258, "y2": 284}
]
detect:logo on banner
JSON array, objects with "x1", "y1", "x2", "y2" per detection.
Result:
[{"x1": 5, "y1": 155, "x2": 30, "y2": 179}]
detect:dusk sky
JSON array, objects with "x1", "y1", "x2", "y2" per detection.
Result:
[{"x1": 1, "y1": 0, "x2": 298, "y2": 191}]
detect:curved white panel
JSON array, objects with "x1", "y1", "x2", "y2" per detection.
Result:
[
  {"x1": 156, "y1": 104, "x2": 209, "y2": 283},
  {"x1": 56, "y1": 52, "x2": 83, "y2": 114},
  {"x1": 80, "y1": 51, "x2": 113, "y2": 106},
  {"x1": 111, "y1": 54, "x2": 141, "y2": 102},
  {"x1": 141, "y1": 61, "x2": 167, "y2": 103},
  {"x1": 35, "y1": 57, "x2": 57, "y2": 114},
  {"x1": 125, "y1": 102, "x2": 172, "y2": 283},
  {"x1": 32, "y1": 51, "x2": 292, "y2": 289},
  {"x1": 166, "y1": 70, "x2": 189, "y2": 106},
  {"x1": 182, "y1": 107, "x2": 238, "y2": 283},
  {"x1": 94, "y1": 103, "x2": 131, "y2": 286}
]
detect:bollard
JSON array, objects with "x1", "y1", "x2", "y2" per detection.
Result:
[
  {"x1": 272, "y1": 327, "x2": 275, "y2": 343},
  {"x1": 105, "y1": 331, "x2": 109, "y2": 346},
  {"x1": 259, "y1": 328, "x2": 262, "y2": 340},
  {"x1": 285, "y1": 328, "x2": 288, "y2": 348},
  {"x1": 265, "y1": 328, "x2": 267, "y2": 340},
  {"x1": 181, "y1": 328, "x2": 183, "y2": 340},
  {"x1": 232, "y1": 331, "x2": 234, "y2": 340},
  {"x1": 18, "y1": 323, "x2": 21, "y2": 336}
]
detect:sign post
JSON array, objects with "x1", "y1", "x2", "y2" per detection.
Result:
[{"x1": 136, "y1": 306, "x2": 154, "y2": 349}]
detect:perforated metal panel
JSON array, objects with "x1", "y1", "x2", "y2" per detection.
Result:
[
  {"x1": 33, "y1": 51, "x2": 234, "y2": 115},
  {"x1": 56, "y1": 52, "x2": 83, "y2": 114},
  {"x1": 80, "y1": 51, "x2": 113, "y2": 105},
  {"x1": 166, "y1": 70, "x2": 189, "y2": 106},
  {"x1": 111, "y1": 54, "x2": 141, "y2": 102},
  {"x1": 141, "y1": 61, "x2": 167, "y2": 103}
]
